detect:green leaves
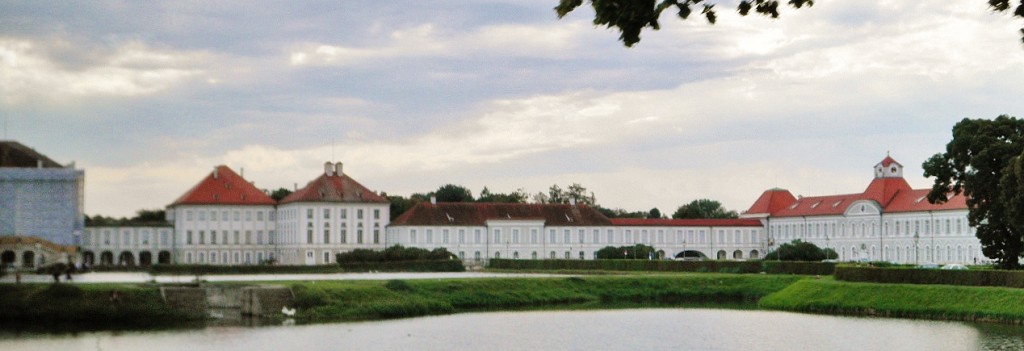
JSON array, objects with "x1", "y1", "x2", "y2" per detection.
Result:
[{"x1": 925, "y1": 115, "x2": 1024, "y2": 269}]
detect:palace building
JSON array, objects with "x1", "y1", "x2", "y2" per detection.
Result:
[
  {"x1": 73, "y1": 154, "x2": 980, "y2": 267},
  {"x1": 742, "y1": 155, "x2": 977, "y2": 264}
]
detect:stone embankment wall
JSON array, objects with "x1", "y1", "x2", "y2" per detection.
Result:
[{"x1": 160, "y1": 285, "x2": 293, "y2": 317}]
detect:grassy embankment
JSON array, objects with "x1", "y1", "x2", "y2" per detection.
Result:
[
  {"x1": 290, "y1": 274, "x2": 805, "y2": 322},
  {"x1": 0, "y1": 283, "x2": 205, "y2": 330},
  {"x1": 758, "y1": 277, "x2": 1024, "y2": 324}
]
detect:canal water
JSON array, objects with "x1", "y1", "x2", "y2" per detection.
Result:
[{"x1": 2, "y1": 309, "x2": 1023, "y2": 351}]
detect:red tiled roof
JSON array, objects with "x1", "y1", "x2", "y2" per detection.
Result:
[
  {"x1": 169, "y1": 165, "x2": 276, "y2": 206},
  {"x1": 879, "y1": 156, "x2": 901, "y2": 167},
  {"x1": 280, "y1": 172, "x2": 387, "y2": 204},
  {"x1": 390, "y1": 202, "x2": 612, "y2": 226},
  {"x1": 770, "y1": 193, "x2": 865, "y2": 217},
  {"x1": 861, "y1": 177, "x2": 912, "y2": 207},
  {"x1": 744, "y1": 188, "x2": 797, "y2": 215},
  {"x1": 609, "y1": 218, "x2": 762, "y2": 227},
  {"x1": 883, "y1": 189, "x2": 968, "y2": 213}
]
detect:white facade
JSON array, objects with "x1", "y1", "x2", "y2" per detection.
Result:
[
  {"x1": 81, "y1": 226, "x2": 174, "y2": 265},
  {"x1": 169, "y1": 205, "x2": 278, "y2": 265},
  {"x1": 276, "y1": 202, "x2": 388, "y2": 265}
]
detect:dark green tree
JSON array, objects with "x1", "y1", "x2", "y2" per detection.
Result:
[
  {"x1": 541, "y1": 183, "x2": 595, "y2": 205},
  {"x1": 131, "y1": 209, "x2": 166, "y2": 223},
  {"x1": 925, "y1": 115, "x2": 1024, "y2": 269},
  {"x1": 269, "y1": 187, "x2": 293, "y2": 202},
  {"x1": 478, "y1": 187, "x2": 528, "y2": 203},
  {"x1": 595, "y1": 244, "x2": 658, "y2": 259},
  {"x1": 556, "y1": 0, "x2": 1024, "y2": 47},
  {"x1": 595, "y1": 206, "x2": 648, "y2": 218},
  {"x1": 648, "y1": 207, "x2": 663, "y2": 219},
  {"x1": 763, "y1": 240, "x2": 832, "y2": 261},
  {"x1": 433, "y1": 184, "x2": 474, "y2": 202},
  {"x1": 672, "y1": 199, "x2": 739, "y2": 219},
  {"x1": 387, "y1": 194, "x2": 423, "y2": 220}
]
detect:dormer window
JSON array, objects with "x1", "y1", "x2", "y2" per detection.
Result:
[
  {"x1": 810, "y1": 201, "x2": 821, "y2": 209},
  {"x1": 832, "y1": 200, "x2": 843, "y2": 208}
]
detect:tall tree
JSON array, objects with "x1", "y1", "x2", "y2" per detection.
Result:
[
  {"x1": 672, "y1": 199, "x2": 738, "y2": 219},
  {"x1": 433, "y1": 184, "x2": 475, "y2": 202},
  {"x1": 269, "y1": 187, "x2": 293, "y2": 202},
  {"x1": 924, "y1": 115, "x2": 1024, "y2": 269},
  {"x1": 131, "y1": 209, "x2": 166, "y2": 223},
  {"x1": 648, "y1": 207, "x2": 663, "y2": 219},
  {"x1": 555, "y1": 1, "x2": 1024, "y2": 47},
  {"x1": 543, "y1": 183, "x2": 595, "y2": 205},
  {"x1": 478, "y1": 187, "x2": 528, "y2": 203}
]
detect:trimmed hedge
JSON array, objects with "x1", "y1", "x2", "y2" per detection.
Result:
[
  {"x1": 835, "y1": 266, "x2": 1024, "y2": 288},
  {"x1": 338, "y1": 260, "x2": 465, "y2": 272},
  {"x1": 149, "y1": 261, "x2": 464, "y2": 275},
  {"x1": 488, "y1": 259, "x2": 834, "y2": 275}
]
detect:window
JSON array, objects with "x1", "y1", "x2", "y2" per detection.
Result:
[
  {"x1": 563, "y1": 229, "x2": 570, "y2": 244},
  {"x1": 268, "y1": 211, "x2": 275, "y2": 221},
  {"x1": 578, "y1": 229, "x2": 585, "y2": 244},
  {"x1": 199, "y1": 231, "x2": 206, "y2": 245},
  {"x1": 307, "y1": 229, "x2": 313, "y2": 244},
  {"x1": 257, "y1": 211, "x2": 264, "y2": 221},
  {"x1": 607, "y1": 229, "x2": 614, "y2": 244},
  {"x1": 474, "y1": 251, "x2": 481, "y2": 262},
  {"x1": 357, "y1": 209, "x2": 364, "y2": 219},
  {"x1": 323, "y1": 229, "x2": 330, "y2": 244},
  {"x1": 444, "y1": 229, "x2": 451, "y2": 244},
  {"x1": 186, "y1": 231, "x2": 193, "y2": 245},
  {"x1": 340, "y1": 209, "x2": 347, "y2": 219},
  {"x1": 373, "y1": 209, "x2": 380, "y2": 220},
  {"x1": 549, "y1": 229, "x2": 557, "y2": 243},
  {"x1": 234, "y1": 211, "x2": 240, "y2": 221},
  {"x1": 494, "y1": 251, "x2": 501, "y2": 259},
  {"x1": 323, "y1": 251, "x2": 331, "y2": 264},
  {"x1": 410, "y1": 229, "x2": 418, "y2": 243},
  {"x1": 246, "y1": 211, "x2": 252, "y2": 221},
  {"x1": 256, "y1": 231, "x2": 263, "y2": 245},
  {"x1": 341, "y1": 227, "x2": 347, "y2": 243},
  {"x1": 186, "y1": 210, "x2": 193, "y2": 221},
  {"x1": 307, "y1": 209, "x2": 313, "y2": 219},
  {"x1": 357, "y1": 226, "x2": 364, "y2": 244},
  {"x1": 459, "y1": 229, "x2": 467, "y2": 244},
  {"x1": 374, "y1": 224, "x2": 380, "y2": 244},
  {"x1": 222, "y1": 211, "x2": 228, "y2": 221},
  {"x1": 532, "y1": 229, "x2": 539, "y2": 244},
  {"x1": 493, "y1": 229, "x2": 501, "y2": 244},
  {"x1": 474, "y1": 229, "x2": 482, "y2": 244},
  {"x1": 199, "y1": 211, "x2": 206, "y2": 221},
  {"x1": 324, "y1": 209, "x2": 330, "y2": 219},
  {"x1": 427, "y1": 229, "x2": 434, "y2": 243},
  {"x1": 512, "y1": 229, "x2": 519, "y2": 244},
  {"x1": 246, "y1": 231, "x2": 252, "y2": 245},
  {"x1": 234, "y1": 231, "x2": 240, "y2": 245}
]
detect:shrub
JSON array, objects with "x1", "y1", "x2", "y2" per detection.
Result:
[
  {"x1": 488, "y1": 259, "x2": 834, "y2": 275},
  {"x1": 834, "y1": 266, "x2": 1024, "y2": 288},
  {"x1": 385, "y1": 279, "x2": 412, "y2": 292}
]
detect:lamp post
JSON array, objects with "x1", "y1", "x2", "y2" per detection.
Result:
[{"x1": 825, "y1": 234, "x2": 832, "y2": 260}]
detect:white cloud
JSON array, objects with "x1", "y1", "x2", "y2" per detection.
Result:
[{"x1": 0, "y1": 39, "x2": 208, "y2": 103}]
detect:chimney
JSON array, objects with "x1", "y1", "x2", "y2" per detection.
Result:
[
  {"x1": 213, "y1": 166, "x2": 219, "y2": 179},
  {"x1": 240, "y1": 167, "x2": 244, "y2": 178},
  {"x1": 324, "y1": 161, "x2": 334, "y2": 176},
  {"x1": 335, "y1": 162, "x2": 343, "y2": 176},
  {"x1": 294, "y1": 182, "x2": 298, "y2": 191},
  {"x1": 430, "y1": 196, "x2": 437, "y2": 205},
  {"x1": 570, "y1": 198, "x2": 577, "y2": 206}
]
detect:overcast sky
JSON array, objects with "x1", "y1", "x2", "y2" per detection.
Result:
[{"x1": 3, "y1": 1, "x2": 1024, "y2": 217}]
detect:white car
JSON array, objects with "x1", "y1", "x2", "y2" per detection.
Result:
[{"x1": 941, "y1": 264, "x2": 968, "y2": 270}]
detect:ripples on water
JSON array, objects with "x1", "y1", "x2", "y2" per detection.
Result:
[{"x1": 2, "y1": 309, "x2": 1023, "y2": 351}]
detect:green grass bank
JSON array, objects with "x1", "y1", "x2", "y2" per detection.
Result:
[
  {"x1": 290, "y1": 274, "x2": 806, "y2": 322},
  {"x1": 759, "y1": 278, "x2": 1024, "y2": 324},
  {"x1": 0, "y1": 283, "x2": 205, "y2": 331}
]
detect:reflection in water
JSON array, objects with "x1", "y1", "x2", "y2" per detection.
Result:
[{"x1": 2, "y1": 309, "x2": 1023, "y2": 351}]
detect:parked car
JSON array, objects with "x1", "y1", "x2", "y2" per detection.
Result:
[
  {"x1": 941, "y1": 264, "x2": 968, "y2": 270},
  {"x1": 916, "y1": 263, "x2": 939, "y2": 269}
]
